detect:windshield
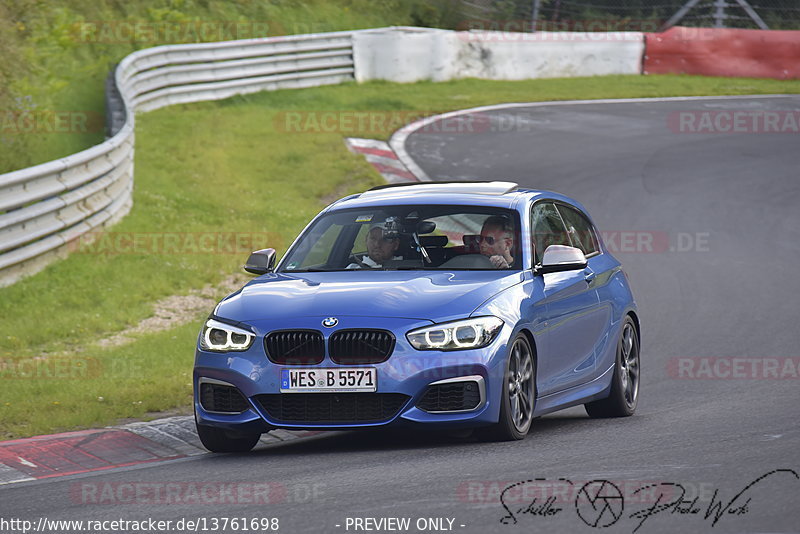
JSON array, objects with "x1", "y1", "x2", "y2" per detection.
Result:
[{"x1": 280, "y1": 205, "x2": 521, "y2": 272}]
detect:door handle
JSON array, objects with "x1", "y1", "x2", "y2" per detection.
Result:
[{"x1": 584, "y1": 270, "x2": 596, "y2": 284}]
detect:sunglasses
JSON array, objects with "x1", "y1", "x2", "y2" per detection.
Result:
[{"x1": 476, "y1": 235, "x2": 505, "y2": 245}]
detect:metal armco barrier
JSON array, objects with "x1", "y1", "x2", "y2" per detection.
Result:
[
  {"x1": 644, "y1": 26, "x2": 800, "y2": 79},
  {"x1": 0, "y1": 30, "x2": 359, "y2": 287}
]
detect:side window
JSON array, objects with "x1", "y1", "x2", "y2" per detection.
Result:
[
  {"x1": 530, "y1": 202, "x2": 571, "y2": 264},
  {"x1": 556, "y1": 204, "x2": 599, "y2": 256}
]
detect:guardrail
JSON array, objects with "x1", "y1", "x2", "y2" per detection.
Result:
[{"x1": 0, "y1": 29, "x2": 360, "y2": 287}]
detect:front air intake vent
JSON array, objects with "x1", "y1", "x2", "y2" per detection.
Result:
[
  {"x1": 328, "y1": 329, "x2": 395, "y2": 364},
  {"x1": 256, "y1": 393, "x2": 409, "y2": 423},
  {"x1": 199, "y1": 382, "x2": 249, "y2": 414},
  {"x1": 416, "y1": 380, "x2": 482, "y2": 413},
  {"x1": 264, "y1": 330, "x2": 325, "y2": 365}
]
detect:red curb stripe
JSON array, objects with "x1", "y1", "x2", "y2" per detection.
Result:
[
  {"x1": 352, "y1": 146, "x2": 396, "y2": 159},
  {"x1": 35, "y1": 457, "x2": 184, "y2": 479},
  {"x1": 370, "y1": 163, "x2": 417, "y2": 180},
  {"x1": 1, "y1": 428, "x2": 111, "y2": 444},
  {"x1": 0, "y1": 429, "x2": 183, "y2": 479}
]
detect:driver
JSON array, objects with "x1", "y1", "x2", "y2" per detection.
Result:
[
  {"x1": 346, "y1": 224, "x2": 401, "y2": 269},
  {"x1": 479, "y1": 216, "x2": 514, "y2": 269}
]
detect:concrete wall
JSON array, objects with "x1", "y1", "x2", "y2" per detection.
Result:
[{"x1": 354, "y1": 28, "x2": 645, "y2": 83}]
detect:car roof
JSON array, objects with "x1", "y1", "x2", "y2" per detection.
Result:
[
  {"x1": 329, "y1": 181, "x2": 544, "y2": 210},
  {"x1": 323, "y1": 181, "x2": 597, "y2": 225},
  {"x1": 367, "y1": 181, "x2": 519, "y2": 196}
]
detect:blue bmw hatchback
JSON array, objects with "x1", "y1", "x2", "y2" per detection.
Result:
[{"x1": 194, "y1": 181, "x2": 640, "y2": 452}]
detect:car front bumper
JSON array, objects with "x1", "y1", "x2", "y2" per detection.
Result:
[{"x1": 193, "y1": 317, "x2": 511, "y2": 432}]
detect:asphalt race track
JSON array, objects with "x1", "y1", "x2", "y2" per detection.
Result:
[{"x1": 2, "y1": 96, "x2": 798, "y2": 534}]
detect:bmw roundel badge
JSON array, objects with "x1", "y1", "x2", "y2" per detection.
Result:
[{"x1": 322, "y1": 317, "x2": 338, "y2": 328}]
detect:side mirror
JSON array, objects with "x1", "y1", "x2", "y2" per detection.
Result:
[
  {"x1": 244, "y1": 248, "x2": 276, "y2": 275},
  {"x1": 537, "y1": 245, "x2": 587, "y2": 275}
]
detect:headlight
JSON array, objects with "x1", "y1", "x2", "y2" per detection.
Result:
[
  {"x1": 200, "y1": 319, "x2": 255, "y2": 352},
  {"x1": 406, "y1": 316, "x2": 504, "y2": 351}
]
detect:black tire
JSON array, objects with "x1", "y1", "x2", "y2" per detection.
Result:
[
  {"x1": 585, "y1": 316, "x2": 640, "y2": 418},
  {"x1": 196, "y1": 422, "x2": 261, "y2": 453},
  {"x1": 477, "y1": 333, "x2": 536, "y2": 441}
]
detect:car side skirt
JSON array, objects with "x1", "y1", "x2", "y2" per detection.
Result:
[{"x1": 533, "y1": 362, "x2": 614, "y2": 417}]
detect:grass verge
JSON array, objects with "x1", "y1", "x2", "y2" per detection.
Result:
[
  {"x1": 1, "y1": 74, "x2": 799, "y2": 438},
  {"x1": 0, "y1": 0, "x2": 448, "y2": 174}
]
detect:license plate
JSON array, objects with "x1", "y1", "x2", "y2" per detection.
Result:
[{"x1": 280, "y1": 368, "x2": 377, "y2": 392}]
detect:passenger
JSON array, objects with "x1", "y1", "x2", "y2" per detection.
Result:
[
  {"x1": 347, "y1": 225, "x2": 401, "y2": 269},
  {"x1": 479, "y1": 216, "x2": 514, "y2": 269}
]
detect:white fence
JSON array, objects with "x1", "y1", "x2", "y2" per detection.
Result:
[{"x1": 0, "y1": 27, "x2": 644, "y2": 287}]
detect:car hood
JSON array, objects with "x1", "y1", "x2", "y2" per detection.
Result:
[{"x1": 214, "y1": 271, "x2": 524, "y2": 323}]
